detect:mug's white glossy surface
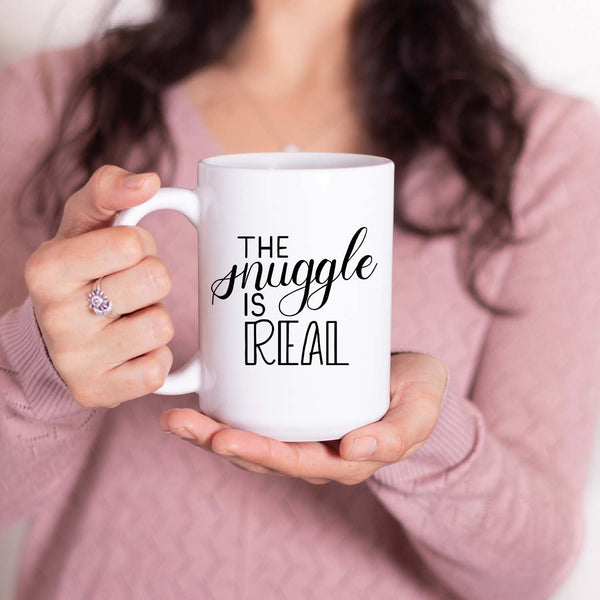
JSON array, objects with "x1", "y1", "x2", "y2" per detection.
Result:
[{"x1": 114, "y1": 152, "x2": 394, "y2": 441}]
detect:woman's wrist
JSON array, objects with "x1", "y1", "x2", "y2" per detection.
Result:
[{"x1": 0, "y1": 297, "x2": 86, "y2": 421}]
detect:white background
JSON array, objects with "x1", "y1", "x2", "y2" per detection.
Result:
[{"x1": 0, "y1": 1, "x2": 599, "y2": 599}]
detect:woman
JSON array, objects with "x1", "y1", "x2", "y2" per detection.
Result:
[{"x1": 1, "y1": 1, "x2": 599, "y2": 598}]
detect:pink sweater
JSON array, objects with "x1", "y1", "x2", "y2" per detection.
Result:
[{"x1": 1, "y1": 47, "x2": 600, "y2": 600}]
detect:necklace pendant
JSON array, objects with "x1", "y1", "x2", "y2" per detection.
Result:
[{"x1": 283, "y1": 143, "x2": 300, "y2": 153}]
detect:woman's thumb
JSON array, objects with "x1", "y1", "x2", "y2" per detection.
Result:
[{"x1": 57, "y1": 165, "x2": 161, "y2": 239}]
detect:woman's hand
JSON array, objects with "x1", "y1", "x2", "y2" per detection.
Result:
[
  {"x1": 25, "y1": 165, "x2": 175, "y2": 408},
  {"x1": 160, "y1": 352, "x2": 447, "y2": 485}
]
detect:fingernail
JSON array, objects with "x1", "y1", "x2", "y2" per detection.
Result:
[
  {"x1": 213, "y1": 445, "x2": 236, "y2": 457},
  {"x1": 172, "y1": 427, "x2": 196, "y2": 441},
  {"x1": 349, "y1": 436, "x2": 378, "y2": 461},
  {"x1": 123, "y1": 173, "x2": 148, "y2": 189}
]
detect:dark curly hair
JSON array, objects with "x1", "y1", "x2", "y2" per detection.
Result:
[{"x1": 24, "y1": 0, "x2": 527, "y2": 315}]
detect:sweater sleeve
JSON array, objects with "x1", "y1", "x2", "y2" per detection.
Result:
[
  {"x1": 0, "y1": 54, "x2": 106, "y2": 530},
  {"x1": 366, "y1": 96, "x2": 600, "y2": 600}
]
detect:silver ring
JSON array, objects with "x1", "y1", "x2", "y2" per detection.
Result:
[{"x1": 88, "y1": 276, "x2": 116, "y2": 318}]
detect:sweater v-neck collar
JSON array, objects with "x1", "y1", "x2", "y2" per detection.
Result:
[{"x1": 166, "y1": 81, "x2": 224, "y2": 159}]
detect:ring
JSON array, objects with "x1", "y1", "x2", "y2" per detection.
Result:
[{"x1": 88, "y1": 276, "x2": 117, "y2": 319}]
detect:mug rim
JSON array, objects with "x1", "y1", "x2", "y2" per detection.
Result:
[{"x1": 200, "y1": 151, "x2": 392, "y2": 171}]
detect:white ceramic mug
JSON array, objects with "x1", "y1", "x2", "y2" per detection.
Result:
[{"x1": 114, "y1": 152, "x2": 394, "y2": 441}]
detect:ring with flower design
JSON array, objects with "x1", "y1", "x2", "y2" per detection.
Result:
[{"x1": 88, "y1": 276, "x2": 117, "y2": 318}]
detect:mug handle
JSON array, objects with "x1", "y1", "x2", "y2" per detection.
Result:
[{"x1": 113, "y1": 187, "x2": 202, "y2": 396}]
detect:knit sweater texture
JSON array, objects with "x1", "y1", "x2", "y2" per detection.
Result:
[{"x1": 1, "y1": 47, "x2": 600, "y2": 600}]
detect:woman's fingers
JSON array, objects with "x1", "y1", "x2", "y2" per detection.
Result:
[
  {"x1": 57, "y1": 165, "x2": 160, "y2": 239},
  {"x1": 161, "y1": 353, "x2": 447, "y2": 486},
  {"x1": 26, "y1": 226, "x2": 159, "y2": 302},
  {"x1": 79, "y1": 346, "x2": 174, "y2": 407},
  {"x1": 337, "y1": 393, "x2": 439, "y2": 463},
  {"x1": 211, "y1": 429, "x2": 374, "y2": 485},
  {"x1": 98, "y1": 303, "x2": 175, "y2": 367},
  {"x1": 225, "y1": 457, "x2": 290, "y2": 477},
  {"x1": 90, "y1": 255, "x2": 172, "y2": 317},
  {"x1": 338, "y1": 353, "x2": 447, "y2": 463},
  {"x1": 161, "y1": 410, "x2": 287, "y2": 477},
  {"x1": 160, "y1": 408, "x2": 231, "y2": 451},
  {"x1": 161, "y1": 408, "x2": 376, "y2": 485},
  {"x1": 24, "y1": 165, "x2": 179, "y2": 409}
]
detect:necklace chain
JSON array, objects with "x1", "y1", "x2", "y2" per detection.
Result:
[{"x1": 225, "y1": 64, "x2": 353, "y2": 152}]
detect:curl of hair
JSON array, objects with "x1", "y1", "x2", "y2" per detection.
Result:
[{"x1": 24, "y1": 0, "x2": 526, "y2": 316}]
